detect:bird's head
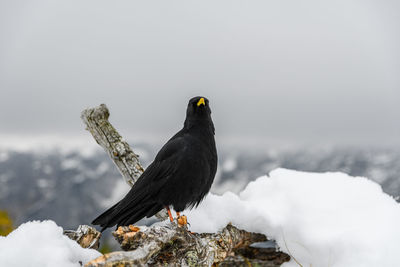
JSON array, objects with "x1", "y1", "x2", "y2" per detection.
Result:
[
  {"x1": 186, "y1": 96, "x2": 211, "y2": 119},
  {"x1": 184, "y1": 96, "x2": 214, "y2": 133}
]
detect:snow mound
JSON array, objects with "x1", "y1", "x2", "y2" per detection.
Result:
[
  {"x1": 186, "y1": 168, "x2": 400, "y2": 267},
  {"x1": 0, "y1": 220, "x2": 101, "y2": 267}
]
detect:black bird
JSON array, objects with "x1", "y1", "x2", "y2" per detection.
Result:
[{"x1": 92, "y1": 96, "x2": 218, "y2": 231}]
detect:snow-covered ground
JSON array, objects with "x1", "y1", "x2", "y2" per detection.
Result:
[
  {"x1": 0, "y1": 220, "x2": 100, "y2": 267},
  {"x1": 186, "y1": 169, "x2": 400, "y2": 267},
  {"x1": 1, "y1": 168, "x2": 399, "y2": 266}
]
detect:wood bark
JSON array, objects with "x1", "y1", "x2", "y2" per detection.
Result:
[
  {"x1": 64, "y1": 225, "x2": 101, "y2": 250},
  {"x1": 84, "y1": 223, "x2": 290, "y2": 267},
  {"x1": 80, "y1": 104, "x2": 168, "y2": 220}
]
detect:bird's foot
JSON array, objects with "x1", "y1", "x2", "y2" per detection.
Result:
[
  {"x1": 177, "y1": 215, "x2": 188, "y2": 227},
  {"x1": 128, "y1": 225, "x2": 140, "y2": 232}
]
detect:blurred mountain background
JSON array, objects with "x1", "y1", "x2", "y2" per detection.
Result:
[
  {"x1": 1, "y1": 0, "x2": 399, "y2": 240},
  {"x1": 1, "y1": 140, "x2": 398, "y2": 230}
]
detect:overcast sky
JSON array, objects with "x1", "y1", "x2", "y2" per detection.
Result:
[{"x1": 0, "y1": 0, "x2": 399, "y2": 147}]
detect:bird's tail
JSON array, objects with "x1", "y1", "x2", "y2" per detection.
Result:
[
  {"x1": 92, "y1": 201, "x2": 121, "y2": 232},
  {"x1": 92, "y1": 197, "x2": 162, "y2": 232}
]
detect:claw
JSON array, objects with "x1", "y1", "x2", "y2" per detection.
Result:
[
  {"x1": 128, "y1": 225, "x2": 140, "y2": 232},
  {"x1": 177, "y1": 215, "x2": 188, "y2": 227}
]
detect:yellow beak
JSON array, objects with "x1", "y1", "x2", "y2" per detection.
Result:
[{"x1": 197, "y1": 98, "x2": 205, "y2": 107}]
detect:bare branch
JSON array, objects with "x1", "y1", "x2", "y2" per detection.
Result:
[
  {"x1": 84, "y1": 223, "x2": 290, "y2": 266},
  {"x1": 64, "y1": 225, "x2": 101, "y2": 250},
  {"x1": 80, "y1": 104, "x2": 168, "y2": 220}
]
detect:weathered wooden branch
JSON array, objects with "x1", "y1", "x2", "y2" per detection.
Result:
[
  {"x1": 84, "y1": 223, "x2": 290, "y2": 267},
  {"x1": 80, "y1": 104, "x2": 168, "y2": 220},
  {"x1": 64, "y1": 225, "x2": 101, "y2": 250}
]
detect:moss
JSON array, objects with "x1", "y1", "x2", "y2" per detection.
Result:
[
  {"x1": 0, "y1": 210, "x2": 13, "y2": 236},
  {"x1": 184, "y1": 250, "x2": 199, "y2": 267},
  {"x1": 99, "y1": 240, "x2": 112, "y2": 254}
]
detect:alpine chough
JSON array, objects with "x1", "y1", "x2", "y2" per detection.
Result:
[{"x1": 92, "y1": 96, "x2": 217, "y2": 231}]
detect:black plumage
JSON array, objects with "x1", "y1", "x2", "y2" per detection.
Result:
[{"x1": 92, "y1": 96, "x2": 217, "y2": 231}]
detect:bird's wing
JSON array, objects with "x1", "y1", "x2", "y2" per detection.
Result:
[
  {"x1": 92, "y1": 134, "x2": 189, "y2": 229},
  {"x1": 109, "y1": 136, "x2": 188, "y2": 214}
]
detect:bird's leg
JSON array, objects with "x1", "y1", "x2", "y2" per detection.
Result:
[
  {"x1": 165, "y1": 206, "x2": 174, "y2": 222},
  {"x1": 175, "y1": 211, "x2": 188, "y2": 227}
]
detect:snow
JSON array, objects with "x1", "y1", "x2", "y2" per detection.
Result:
[
  {"x1": 0, "y1": 220, "x2": 101, "y2": 267},
  {"x1": 222, "y1": 157, "x2": 237, "y2": 172},
  {"x1": 100, "y1": 178, "x2": 131, "y2": 208},
  {"x1": 0, "y1": 134, "x2": 100, "y2": 157},
  {"x1": 95, "y1": 162, "x2": 110, "y2": 175},
  {"x1": 0, "y1": 151, "x2": 9, "y2": 162},
  {"x1": 61, "y1": 158, "x2": 82, "y2": 170},
  {"x1": 186, "y1": 168, "x2": 400, "y2": 267},
  {"x1": 2, "y1": 168, "x2": 399, "y2": 267}
]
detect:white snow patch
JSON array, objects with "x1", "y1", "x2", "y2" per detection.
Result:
[
  {"x1": 0, "y1": 172, "x2": 14, "y2": 183},
  {"x1": 43, "y1": 165, "x2": 53, "y2": 175},
  {"x1": 0, "y1": 134, "x2": 100, "y2": 157},
  {"x1": 186, "y1": 168, "x2": 400, "y2": 267},
  {"x1": 101, "y1": 179, "x2": 131, "y2": 208},
  {"x1": 95, "y1": 162, "x2": 109, "y2": 175},
  {"x1": 0, "y1": 151, "x2": 9, "y2": 162},
  {"x1": 367, "y1": 167, "x2": 387, "y2": 183},
  {"x1": 61, "y1": 158, "x2": 81, "y2": 170},
  {"x1": 37, "y1": 178, "x2": 50, "y2": 188},
  {"x1": 133, "y1": 148, "x2": 150, "y2": 162},
  {"x1": 222, "y1": 157, "x2": 237, "y2": 172},
  {"x1": 72, "y1": 174, "x2": 86, "y2": 184},
  {"x1": 0, "y1": 220, "x2": 101, "y2": 267},
  {"x1": 211, "y1": 174, "x2": 250, "y2": 194}
]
